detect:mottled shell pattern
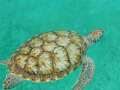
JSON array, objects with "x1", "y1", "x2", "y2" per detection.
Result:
[{"x1": 7, "y1": 30, "x2": 87, "y2": 83}]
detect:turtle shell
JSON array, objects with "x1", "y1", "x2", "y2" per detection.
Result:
[{"x1": 7, "y1": 30, "x2": 87, "y2": 82}]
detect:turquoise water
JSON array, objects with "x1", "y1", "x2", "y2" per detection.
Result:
[{"x1": 0, "y1": 0, "x2": 120, "y2": 90}]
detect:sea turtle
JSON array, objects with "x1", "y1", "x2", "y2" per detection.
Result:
[{"x1": 0, "y1": 29, "x2": 104, "y2": 90}]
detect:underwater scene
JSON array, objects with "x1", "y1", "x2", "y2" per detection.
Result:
[{"x1": 0, "y1": 0, "x2": 120, "y2": 90}]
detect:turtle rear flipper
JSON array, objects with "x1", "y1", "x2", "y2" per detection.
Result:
[
  {"x1": 3, "y1": 73, "x2": 23, "y2": 89},
  {"x1": 72, "y1": 56, "x2": 95, "y2": 90},
  {"x1": 0, "y1": 59, "x2": 10, "y2": 65}
]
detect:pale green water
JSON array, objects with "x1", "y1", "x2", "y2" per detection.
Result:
[{"x1": 0, "y1": 0, "x2": 120, "y2": 90}]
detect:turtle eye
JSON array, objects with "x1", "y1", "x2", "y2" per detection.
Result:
[{"x1": 89, "y1": 29, "x2": 104, "y2": 42}]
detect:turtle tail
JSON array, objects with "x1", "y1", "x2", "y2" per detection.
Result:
[{"x1": 0, "y1": 59, "x2": 10, "y2": 65}]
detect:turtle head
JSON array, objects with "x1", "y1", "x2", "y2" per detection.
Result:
[
  {"x1": 83, "y1": 29, "x2": 104, "y2": 48},
  {"x1": 89, "y1": 29, "x2": 104, "y2": 42}
]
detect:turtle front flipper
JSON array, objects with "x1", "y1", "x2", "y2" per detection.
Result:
[
  {"x1": 72, "y1": 56, "x2": 95, "y2": 90},
  {"x1": 0, "y1": 59, "x2": 10, "y2": 65},
  {"x1": 3, "y1": 73, "x2": 23, "y2": 89}
]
